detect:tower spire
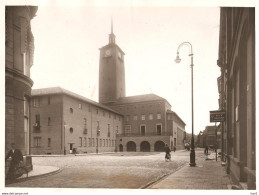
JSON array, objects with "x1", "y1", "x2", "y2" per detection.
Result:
[
  {"x1": 111, "y1": 16, "x2": 113, "y2": 34},
  {"x1": 109, "y1": 17, "x2": 116, "y2": 44}
]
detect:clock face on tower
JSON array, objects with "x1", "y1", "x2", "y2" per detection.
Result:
[{"x1": 104, "y1": 49, "x2": 111, "y2": 57}]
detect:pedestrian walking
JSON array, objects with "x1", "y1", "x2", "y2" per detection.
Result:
[
  {"x1": 5, "y1": 143, "x2": 24, "y2": 180},
  {"x1": 164, "y1": 143, "x2": 171, "y2": 161},
  {"x1": 204, "y1": 145, "x2": 209, "y2": 156}
]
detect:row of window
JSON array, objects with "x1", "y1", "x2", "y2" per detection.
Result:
[
  {"x1": 124, "y1": 124, "x2": 162, "y2": 136},
  {"x1": 126, "y1": 113, "x2": 161, "y2": 122},
  {"x1": 33, "y1": 115, "x2": 119, "y2": 135},
  {"x1": 33, "y1": 97, "x2": 121, "y2": 121},
  {"x1": 79, "y1": 137, "x2": 115, "y2": 147},
  {"x1": 34, "y1": 137, "x2": 51, "y2": 147}
]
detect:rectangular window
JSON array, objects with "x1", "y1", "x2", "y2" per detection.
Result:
[
  {"x1": 79, "y1": 103, "x2": 82, "y2": 109},
  {"x1": 133, "y1": 115, "x2": 137, "y2": 120},
  {"x1": 157, "y1": 113, "x2": 161, "y2": 119},
  {"x1": 140, "y1": 125, "x2": 146, "y2": 136},
  {"x1": 33, "y1": 98, "x2": 40, "y2": 107},
  {"x1": 35, "y1": 114, "x2": 40, "y2": 127},
  {"x1": 84, "y1": 137, "x2": 87, "y2": 147},
  {"x1": 34, "y1": 137, "x2": 41, "y2": 147},
  {"x1": 48, "y1": 138, "x2": 51, "y2": 147},
  {"x1": 141, "y1": 115, "x2": 145, "y2": 120},
  {"x1": 79, "y1": 137, "x2": 82, "y2": 147},
  {"x1": 48, "y1": 96, "x2": 51, "y2": 105},
  {"x1": 48, "y1": 117, "x2": 51, "y2": 126},
  {"x1": 108, "y1": 124, "x2": 110, "y2": 137},
  {"x1": 156, "y1": 124, "x2": 162, "y2": 135},
  {"x1": 125, "y1": 125, "x2": 131, "y2": 136},
  {"x1": 149, "y1": 114, "x2": 153, "y2": 120}
]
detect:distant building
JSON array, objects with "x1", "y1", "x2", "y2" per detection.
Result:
[
  {"x1": 5, "y1": 6, "x2": 37, "y2": 155},
  {"x1": 30, "y1": 87, "x2": 123, "y2": 154},
  {"x1": 217, "y1": 7, "x2": 255, "y2": 189}
]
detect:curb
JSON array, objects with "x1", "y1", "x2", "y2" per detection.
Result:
[
  {"x1": 5, "y1": 167, "x2": 62, "y2": 185},
  {"x1": 141, "y1": 162, "x2": 189, "y2": 189}
]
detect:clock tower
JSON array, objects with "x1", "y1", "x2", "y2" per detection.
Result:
[{"x1": 99, "y1": 20, "x2": 126, "y2": 104}]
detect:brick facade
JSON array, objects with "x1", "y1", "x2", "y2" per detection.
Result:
[{"x1": 30, "y1": 87, "x2": 123, "y2": 154}]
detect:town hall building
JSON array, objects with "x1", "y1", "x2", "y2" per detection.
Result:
[{"x1": 29, "y1": 21, "x2": 186, "y2": 154}]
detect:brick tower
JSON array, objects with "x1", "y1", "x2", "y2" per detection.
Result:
[{"x1": 99, "y1": 19, "x2": 125, "y2": 104}]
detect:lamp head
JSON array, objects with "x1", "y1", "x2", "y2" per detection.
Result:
[{"x1": 175, "y1": 52, "x2": 181, "y2": 63}]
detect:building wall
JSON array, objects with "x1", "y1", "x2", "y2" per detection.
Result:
[
  {"x1": 217, "y1": 7, "x2": 255, "y2": 189},
  {"x1": 5, "y1": 6, "x2": 37, "y2": 155},
  {"x1": 30, "y1": 94, "x2": 63, "y2": 154},
  {"x1": 30, "y1": 91, "x2": 123, "y2": 154}
]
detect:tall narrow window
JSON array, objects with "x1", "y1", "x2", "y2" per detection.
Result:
[
  {"x1": 48, "y1": 96, "x2": 51, "y2": 105},
  {"x1": 48, "y1": 117, "x2": 51, "y2": 126},
  {"x1": 125, "y1": 125, "x2": 131, "y2": 136},
  {"x1": 156, "y1": 124, "x2": 162, "y2": 135},
  {"x1": 141, "y1": 115, "x2": 145, "y2": 120},
  {"x1": 108, "y1": 124, "x2": 110, "y2": 137},
  {"x1": 79, "y1": 103, "x2": 82, "y2": 109},
  {"x1": 140, "y1": 125, "x2": 146, "y2": 136},
  {"x1": 35, "y1": 115, "x2": 40, "y2": 129},
  {"x1": 48, "y1": 138, "x2": 51, "y2": 147},
  {"x1": 34, "y1": 137, "x2": 41, "y2": 147},
  {"x1": 79, "y1": 137, "x2": 82, "y2": 147}
]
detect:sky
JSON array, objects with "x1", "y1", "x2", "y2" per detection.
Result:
[{"x1": 28, "y1": 3, "x2": 221, "y2": 135}]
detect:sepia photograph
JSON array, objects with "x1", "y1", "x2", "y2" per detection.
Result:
[{"x1": 2, "y1": 0, "x2": 257, "y2": 194}]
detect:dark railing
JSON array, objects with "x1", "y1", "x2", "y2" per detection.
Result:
[{"x1": 117, "y1": 131, "x2": 173, "y2": 137}]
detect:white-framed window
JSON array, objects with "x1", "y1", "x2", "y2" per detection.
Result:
[
  {"x1": 125, "y1": 125, "x2": 131, "y2": 136},
  {"x1": 141, "y1": 115, "x2": 145, "y2": 120},
  {"x1": 157, "y1": 113, "x2": 161, "y2": 119},
  {"x1": 34, "y1": 137, "x2": 41, "y2": 147},
  {"x1": 149, "y1": 114, "x2": 153, "y2": 120}
]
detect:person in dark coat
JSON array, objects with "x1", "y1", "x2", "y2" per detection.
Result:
[
  {"x1": 5, "y1": 143, "x2": 23, "y2": 179},
  {"x1": 204, "y1": 145, "x2": 209, "y2": 155},
  {"x1": 164, "y1": 143, "x2": 171, "y2": 161}
]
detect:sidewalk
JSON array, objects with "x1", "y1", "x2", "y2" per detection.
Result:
[
  {"x1": 6, "y1": 165, "x2": 60, "y2": 184},
  {"x1": 149, "y1": 150, "x2": 234, "y2": 189}
]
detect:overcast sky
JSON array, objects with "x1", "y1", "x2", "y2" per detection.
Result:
[{"x1": 28, "y1": 3, "x2": 222, "y2": 135}]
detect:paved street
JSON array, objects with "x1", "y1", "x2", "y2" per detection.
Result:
[{"x1": 6, "y1": 149, "x2": 194, "y2": 188}]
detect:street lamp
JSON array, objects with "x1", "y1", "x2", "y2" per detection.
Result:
[
  {"x1": 175, "y1": 42, "x2": 196, "y2": 166},
  {"x1": 63, "y1": 122, "x2": 68, "y2": 155}
]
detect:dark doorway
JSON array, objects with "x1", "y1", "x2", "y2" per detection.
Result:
[
  {"x1": 154, "y1": 141, "x2": 165, "y2": 152},
  {"x1": 119, "y1": 144, "x2": 123, "y2": 152},
  {"x1": 127, "y1": 141, "x2": 136, "y2": 152},
  {"x1": 140, "y1": 141, "x2": 150, "y2": 152}
]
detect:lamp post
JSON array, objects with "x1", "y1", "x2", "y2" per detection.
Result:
[
  {"x1": 175, "y1": 42, "x2": 196, "y2": 166},
  {"x1": 63, "y1": 122, "x2": 67, "y2": 155}
]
